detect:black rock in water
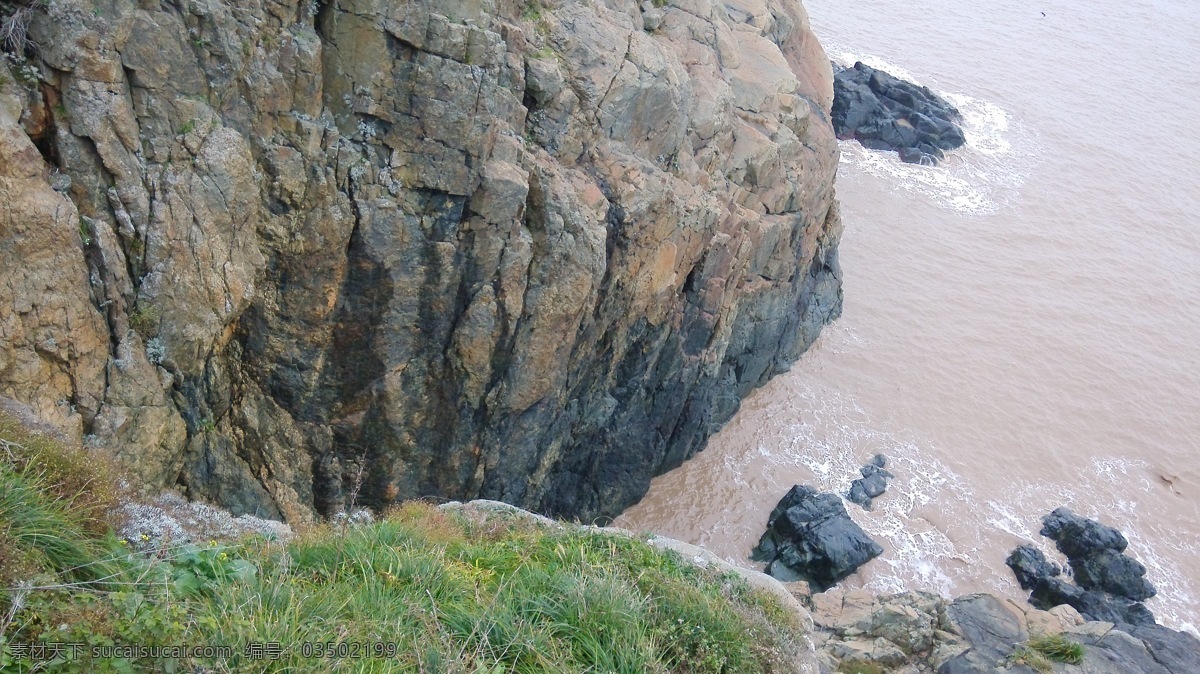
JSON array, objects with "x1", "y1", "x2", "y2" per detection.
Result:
[
  {"x1": 1041, "y1": 506, "x2": 1128, "y2": 558},
  {"x1": 831, "y1": 61, "x2": 966, "y2": 165},
  {"x1": 846, "y1": 455, "x2": 894, "y2": 509},
  {"x1": 1005, "y1": 545, "x2": 1061, "y2": 590},
  {"x1": 1006, "y1": 509, "x2": 1158, "y2": 626},
  {"x1": 752, "y1": 485, "x2": 883, "y2": 591}
]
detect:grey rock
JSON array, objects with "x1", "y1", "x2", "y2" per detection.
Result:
[
  {"x1": 754, "y1": 485, "x2": 883, "y2": 591},
  {"x1": 0, "y1": 0, "x2": 842, "y2": 525},
  {"x1": 641, "y1": 4, "x2": 664, "y2": 32},
  {"x1": 831, "y1": 61, "x2": 965, "y2": 165},
  {"x1": 847, "y1": 458, "x2": 893, "y2": 509},
  {"x1": 1041, "y1": 507, "x2": 1129, "y2": 558},
  {"x1": 1006, "y1": 544, "x2": 1062, "y2": 590},
  {"x1": 1010, "y1": 509, "x2": 1158, "y2": 625}
]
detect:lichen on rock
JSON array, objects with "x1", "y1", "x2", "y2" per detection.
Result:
[{"x1": 0, "y1": 0, "x2": 842, "y2": 523}]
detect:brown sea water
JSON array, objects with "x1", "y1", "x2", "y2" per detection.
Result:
[{"x1": 617, "y1": 0, "x2": 1200, "y2": 632}]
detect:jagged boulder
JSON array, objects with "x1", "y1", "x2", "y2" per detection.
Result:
[
  {"x1": 1041, "y1": 506, "x2": 1129, "y2": 558},
  {"x1": 1007, "y1": 509, "x2": 1158, "y2": 626},
  {"x1": 752, "y1": 485, "x2": 883, "y2": 591},
  {"x1": 847, "y1": 453, "x2": 893, "y2": 509},
  {"x1": 831, "y1": 61, "x2": 966, "y2": 165},
  {"x1": 1006, "y1": 545, "x2": 1062, "y2": 590}
]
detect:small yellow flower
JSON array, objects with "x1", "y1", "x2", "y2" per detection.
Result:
[
  {"x1": 140, "y1": 533, "x2": 150, "y2": 541},
  {"x1": 119, "y1": 539, "x2": 128, "y2": 546},
  {"x1": 218, "y1": 552, "x2": 228, "y2": 561}
]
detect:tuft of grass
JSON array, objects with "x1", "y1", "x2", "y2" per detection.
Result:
[
  {"x1": 1009, "y1": 645, "x2": 1054, "y2": 672},
  {"x1": 1027, "y1": 633, "x2": 1085, "y2": 664},
  {"x1": 178, "y1": 119, "x2": 195, "y2": 135},
  {"x1": 78, "y1": 217, "x2": 92, "y2": 246},
  {"x1": 0, "y1": 415, "x2": 122, "y2": 590},
  {"x1": 127, "y1": 303, "x2": 159, "y2": 338}
]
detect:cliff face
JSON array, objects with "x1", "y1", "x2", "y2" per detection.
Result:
[{"x1": 0, "y1": 0, "x2": 841, "y2": 523}]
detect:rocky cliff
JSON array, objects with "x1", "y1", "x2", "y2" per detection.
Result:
[{"x1": 0, "y1": 0, "x2": 841, "y2": 523}]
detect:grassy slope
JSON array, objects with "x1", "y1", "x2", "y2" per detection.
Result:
[{"x1": 0, "y1": 418, "x2": 808, "y2": 673}]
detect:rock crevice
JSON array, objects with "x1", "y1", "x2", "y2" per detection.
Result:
[{"x1": 0, "y1": 0, "x2": 842, "y2": 522}]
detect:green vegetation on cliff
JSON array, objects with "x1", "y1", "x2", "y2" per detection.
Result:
[{"x1": 0, "y1": 418, "x2": 807, "y2": 673}]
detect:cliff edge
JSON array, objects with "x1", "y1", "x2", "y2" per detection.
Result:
[{"x1": 0, "y1": 0, "x2": 842, "y2": 522}]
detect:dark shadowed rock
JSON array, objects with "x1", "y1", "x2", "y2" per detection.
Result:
[
  {"x1": 847, "y1": 456, "x2": 894, "y2": 509},
  {"x1": 752, "y1": 485, "x2": 882, "y2": 591},
  {"x1": 1029, "y1": 578, "x2": 1157, "y2": 626},
  {"x1": 1041, "y1": 507, "x2": 1128, "y2": 558},
  {"x1": 831, "y1": 61, "x2": 966, "y2": 165},
  {"x1": 1074, "y1": 549, "x2": 1157, "y2": 601},
  {"x1": 1125, "y1": 624, "x2": 1200, "y2": 673},
  {"x1": 1005, "y1": 545, "x2": 1061, "y2": 590},
  {"x1": 1008, "y1": 509, "x2": 1158, "y2": 626}
]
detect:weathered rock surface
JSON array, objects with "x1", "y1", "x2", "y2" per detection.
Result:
[
  {"x1": 805, "y1": 587, "x2": 1200, "y2": 674},
  {"x1": 831, "y1": 61, "x2": 965, "y2": 165},
  {"x1": 0, "y1": 0, "x2": 842, "y2": 522},
  {"x1": 751, "y1": 484, "x2": 883, "y2": 590},
  {"x1": 1007, "y1": 509, "x2": 1158, "y2": 626}
]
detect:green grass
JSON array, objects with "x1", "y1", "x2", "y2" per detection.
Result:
[
  {"x1": 1027, "y1": 633, "x2": 1084, "y2": 664},
  {"x1": 1009, "y1": 633, "x2": 1085, "y2": 672},
  {"x1": 1, "y1": 423, "x2": 808, "y2": 672},
  {"x1": 127, "y1": 303, "x2": 159, "y2": 337}
]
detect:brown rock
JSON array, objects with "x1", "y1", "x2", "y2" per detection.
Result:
[{"x1": 1, "y1": 0, "x2": 842, "y2": 523}]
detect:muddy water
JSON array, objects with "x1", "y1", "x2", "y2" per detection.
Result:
[{"x1": 617, "y1": 0, "x2": 1200, "y2": 633}]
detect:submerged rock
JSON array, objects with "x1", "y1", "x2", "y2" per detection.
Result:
[
  {"x1": 847, "y1": 453, "x2": 894, "y2": 509},
  {"x1": 1007, "y1": 509, "x2": 1158, "y2": 626},
  {"x1": 831, "y1": 61, "x2": 966, "y2": 165},
  {"x1": 752, "y1": 485, "x2": 883, "y2": 591}
]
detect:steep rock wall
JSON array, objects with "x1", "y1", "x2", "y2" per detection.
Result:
[{"x1": 0, "y1": 0, "x2": 842, "y2": 522}]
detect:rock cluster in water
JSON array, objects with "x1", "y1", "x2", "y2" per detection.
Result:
[
  {"x1": 751, "y1": 485, "x2": 883, "y2": 591},
  {"x1": 831, "y1": 61, "x2": 966, "y2": 165},
  {"x1": 846, "y1": 453, "x2": 893, "y2": 509},
  {"x1": 1007, "y1": 507, "x2": 1158, "y2": 626}
]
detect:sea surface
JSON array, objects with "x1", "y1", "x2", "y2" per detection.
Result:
[{"x1": 617, "y1": 0, "x2": 1200, "y2": 633}]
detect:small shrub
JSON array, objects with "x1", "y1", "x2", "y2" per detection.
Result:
[
  {"x1": 178, "y1": 119, "x2": 195, "y2": 135},
  {"x1": 0, "y1": 3, "x2": 36, "y2": 56},
  {"x1": 144, "y1": 336, "x2": 166, "y2": 365}
]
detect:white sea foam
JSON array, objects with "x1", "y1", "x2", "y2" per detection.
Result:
[
  {"x1": 747, "y1": 377, "x2": 1199, "y2": 631},
  {"x1": 825, "y1": 45, "x2": 1040, "y2": 215}
]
